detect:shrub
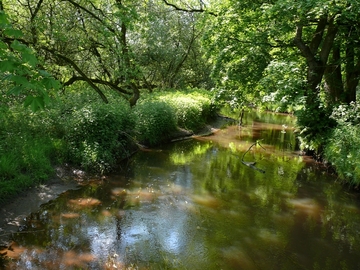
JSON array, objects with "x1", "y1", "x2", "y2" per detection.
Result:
[
  {"x1": 64, "y1": 100, "x2": 136, "y2": 173},
  {"x1": 324, "y1": 102, "x2": 360, "y2": 185},
  {"x1": 134, "y1": 100, "x2": 177, "y2": 146},
  {"x1": 0, "y1": 107, "x2": 58, "y2": 204},
  {"x1": 324, "y1": 125, "x2": 360, "y2": 185},
  {"x1": 295, "y1": 97, "x2": 335, "y2": 153},
  {"x1": 157, "y1": 90, "x2": 216, "y2": 132}
]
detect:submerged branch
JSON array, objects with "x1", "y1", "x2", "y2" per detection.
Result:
[{"x1": 241, "y1": 140, "x2": 266, "y2": 173}]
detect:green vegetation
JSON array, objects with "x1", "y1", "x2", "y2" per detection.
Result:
[
  {"x1": 1, "y1": 0, "x2": 360, "y2": 196},
  {"x1": 324, "y1": 102, "x2": 360, "y2": 185},
  {"x1": 0, "y1": 87, "x2": 215, "y2": 204}
]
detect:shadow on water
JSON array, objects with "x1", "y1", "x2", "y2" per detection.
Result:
[{"x1": 2, "y1": 111, "x2": 360, "y2": 269}]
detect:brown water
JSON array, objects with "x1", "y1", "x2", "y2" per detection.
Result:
[{"x1": 2, "y1": 111, "x2": 360, "y2": 269}]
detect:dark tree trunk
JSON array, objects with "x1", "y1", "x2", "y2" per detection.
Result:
[
  {"x1": 293, "y1": 17, "x2": 338, "y2": 99},
  {"x1": 324, "y1": 45, "x2": 344, "y2": 103},
  {"x1": 345, "y1": 40, "x2": 360, "y2": 103}
]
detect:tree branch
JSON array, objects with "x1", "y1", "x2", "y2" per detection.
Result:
[
  {"x1": 309, "y1": 16, "x2": 327, "y2": 54},
  {"x1": 42, "y1": 47, "x2": 109, "y2": 103},
  {"x1": 63, "y1": 76, "x2": 132, "y2": 95},
  {"x1": 162, "y1": 0, "x2": 217, "y2": 16},
  {"x1": 319, "y1": 17, "x2": 338, "y2": 64}
]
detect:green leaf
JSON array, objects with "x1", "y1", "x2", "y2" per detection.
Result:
[
  {"x1": 22, "y1": 51, "x2": 38, "y2": 67},
  {"x1": 6, "y1": 74, "x2": 28, "y2": 85},
  {"x1": 38, "y1": 70, "x2": 51, "y2": 77},
  {"x1": 10, "y1": 40, "x2": 27, "y2": 52},
  {"x1": 0, "y1": 41, "x2": 8, "y2": 49},
  {"x1": 4, "y1": 28, "x2": 23, "y2": 38},
  {"x1": 41, "y1": 77, "x2": 61, "y2": 90},
  {"x1": 0, "y1": 12, "x2": 10, "y2": 27},
  {"x1": 23, "y1": 95, "x2": 34, "y2": 107},
  {"x1": 7, "y1": 85, "x2": 23, "y2": 95},
  {"x1": 0, "y1": 60, "x2": 16, "y2": 72},
  {"x1": 24, "y1": 96, "x2": 45, "y2": 112}
]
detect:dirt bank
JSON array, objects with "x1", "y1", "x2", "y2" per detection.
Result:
[{"x1": 0, "y1": 166, "x2": 85, "y2": 246}]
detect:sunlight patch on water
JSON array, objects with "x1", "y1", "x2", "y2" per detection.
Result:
[
  {"x1": 287, "y1": 198, "x2": 321, "y2": 217},
  {"x1": 192, "y1": 193, "x2": 222, "y2": 209},
  {"x1": 68, "y1": 197, "x2": 101, "y2": 208},
  {"x1": 60, "y1": 212, "x2": 80, "y2": 219}
]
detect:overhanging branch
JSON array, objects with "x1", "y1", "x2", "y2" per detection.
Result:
[
  {"x1": 162, "y1": 0, "x2": 217, "y2": 16},
  {"x1": 42, "y1": 47, "x2": 109, "y2": 103},
  {"x1": 63, "y1": 76, "x2": 132, "y2": 95}
]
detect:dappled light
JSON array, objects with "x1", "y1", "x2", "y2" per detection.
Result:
[{"x1": 2, "y1": 112, "x2": 360, "y2": 269}]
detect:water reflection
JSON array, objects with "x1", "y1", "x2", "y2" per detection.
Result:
[{"x1": 2, "y1": 112, "x2": 360, "y2": 269}]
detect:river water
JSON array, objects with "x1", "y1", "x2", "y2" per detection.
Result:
[{"x1": 2, "y1": 111, "x2": 360, "y2": 269}]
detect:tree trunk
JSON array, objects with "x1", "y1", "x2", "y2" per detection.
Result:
[
  {"x1": 345, "y1": 40, "x2": 360, "y2": 103},
  {"x1": 293, "y1": 18, "x2": 338, "y2": 98},
  {"x1": 324, "y1": 45, "x2": 343, "y2": 103}
]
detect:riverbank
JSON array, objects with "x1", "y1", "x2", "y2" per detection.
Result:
[
  {"x1": 0, "y1": 89, "x2": 217, "y2": 206},
  {"x1": 0, "y1": 114, "x2": 233, "y2": 247}
]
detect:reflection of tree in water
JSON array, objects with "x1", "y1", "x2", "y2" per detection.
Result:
[{"x1": 3, "y1": 113, "x2": 360, "y2": 269}]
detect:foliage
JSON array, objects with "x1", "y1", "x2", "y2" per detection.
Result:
[
  {"x1": 330, "y1": 101, "x2": 360, "y2": 126},
  {"x1": 64, "y1": 99, "x2": 136, "y2": 173},
  {"x1": 0, "y1": 10, "x2": 60, "y2": 111},
  {"x1": 133, "y1": 89, "x2": 215, "y2": 146},
  {"x1": 202, "y1": 0, "x2": 360, "y2": 155},
  {"x1": 295, "y1": 95, "x2": 335, "y2": 152},
  {"x1": 324, "y1": 101, "x2": 360, "y2": 185},
  {"x1": 135, "y1": 2, "x2": 213, "y2": 89},
  {"x1": 0, "y1": 106, "x2": 60, "y2": 204},
  {"x1": 134, "y1": 100, "x2": 177, "y2": 146},
  {"x1": 325, "y1": 125, "x2": 360, "y2": 185},
  {"x1": 259, "y1": 60, "x2": 306, "y2": 112},
  {"x1": 2, "y1": 0, "x2": 212, "y2": 105},
  {"x1": 157, "y1": 89, "x2": 216, "y2": 131}
]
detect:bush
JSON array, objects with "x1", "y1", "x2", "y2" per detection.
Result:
[
  {"x1": 324, "y1": 102, "x2": 360, "y2": 185},
  {"x1": 134, "y1": 100, "x2": 177, "y2": 146},
  {"x1": 157, "y1": 90, "x2": 216, "y2": 132},
  {"x1": 64, "y1": 100, "x2": 136, "y2": 173},
  {"x1": 0, "y1": 107, "x2": 58, "y2": 204},
  {"x1": 295, "y1": 97, "x2": 335, "y2": 153},
  {"x1": 324, "y1": 125, "x2": 360, "y2": 185}
]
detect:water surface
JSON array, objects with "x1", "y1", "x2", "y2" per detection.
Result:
[{"x1": 2, "y1": 112, "x2": 360, "y2": 269}]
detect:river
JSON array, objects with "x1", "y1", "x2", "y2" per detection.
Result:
[{"x1": 1, "y1": 111, "x2": 360, "y2": 269}]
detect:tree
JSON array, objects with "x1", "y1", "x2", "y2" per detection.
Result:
[
  {"x1": 0, "y1": 7, "x2": 60, "y2": 111},
  {"x1": 203, "y1": 0, "x2": 360, "y2": 152},
  {"x1": 134, "y1": 0, "x2": 212, "y2": 89},
  {"x1": 2, "y1": 0, "x2": 143, "y2": 106},
  {"x1": 2, "y1": 0, "x2": 213, "y2": 106}
]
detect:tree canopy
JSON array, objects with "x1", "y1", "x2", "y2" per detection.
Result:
[{"x1": 1, "y1": 0, "x2": 360, "y2": 150}]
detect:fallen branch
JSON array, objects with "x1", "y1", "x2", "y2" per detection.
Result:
[{"x1": 241, "y1": 140, "x2": 266, "y2": 173}]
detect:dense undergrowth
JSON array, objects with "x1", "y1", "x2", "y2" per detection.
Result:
[
  {"x1": 0, "y1": 87, "x2": 216, "y2": 205},
  {"x1": 324, "y1": 102, "x2": 360, "y2": 186},
  {"x1": 1, "y1": 84, "x2": 360, "y2": 205}
]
